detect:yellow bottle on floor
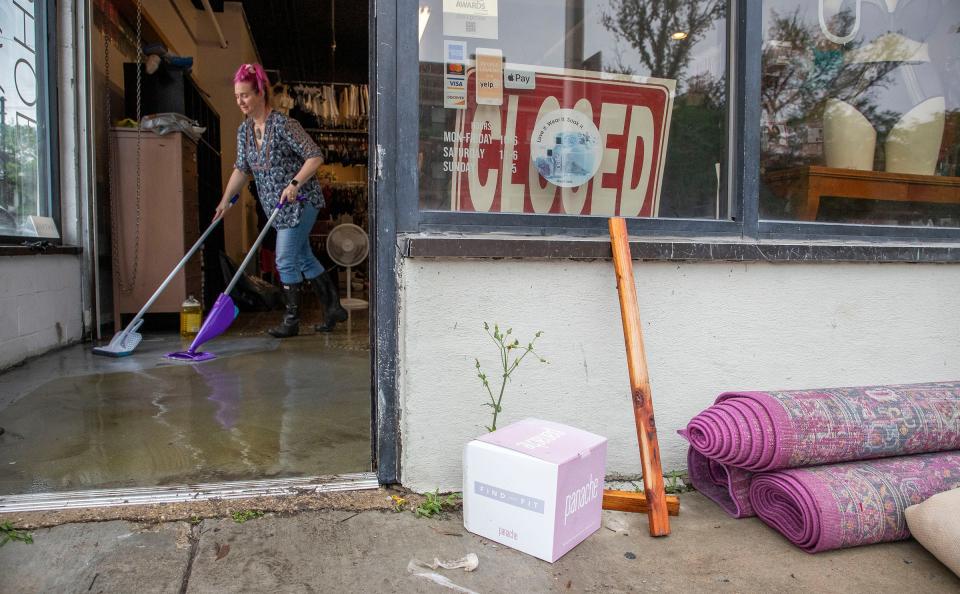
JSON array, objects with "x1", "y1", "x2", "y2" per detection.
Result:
[{"x1": 180, "y1": 295, "x2": 202, "y2": 338}]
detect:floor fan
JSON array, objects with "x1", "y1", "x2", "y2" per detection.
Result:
[{"x1": 326, "y1": 223, "x2": 369, "y2": 313}]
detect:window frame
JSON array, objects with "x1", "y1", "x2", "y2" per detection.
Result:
[
  {"x1": 395, "y1": 0, "x2": 960, "y2": 244},
  {"x1": 0, "y1": 0, "x2": 61, "y2": 246}
]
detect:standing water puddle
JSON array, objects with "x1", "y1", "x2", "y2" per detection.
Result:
[{"x1": 0, "y1": 339, "x2": 370, "y2": 495}]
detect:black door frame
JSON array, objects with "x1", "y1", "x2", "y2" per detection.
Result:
[{"x1": 370, "y1": 0, "x2": 407, "y2": 484}]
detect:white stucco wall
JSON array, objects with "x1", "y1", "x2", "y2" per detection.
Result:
[
  {"x1": 0, "y1": 255, "x2": 83, "y2": 370},
  {"x1": 398, "y1": 257, "x2": 960, "y2": 492}
]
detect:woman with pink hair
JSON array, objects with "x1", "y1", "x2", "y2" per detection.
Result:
[{"x1": 214, "y1": 63, "x2": 347, "y2": 337}]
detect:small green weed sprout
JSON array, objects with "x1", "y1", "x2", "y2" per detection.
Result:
[
  {"x1": 0, "y1": 522, "x2": 33, "y2": 546},
  {"x1": 231, "y1": 510, "x2": 265, "y2": 524},
  {"x1": 629, "y1": 470, "x2": 690, "y2": 495},
  {"x1": 664, "y1": 470, "x2": 689, "y2": 494},
  {"x1": 414, "y1": 490, "x2": 461, "y2": 519},
  {"x1": 475, "y1": 323, "x2": 547, "y2": 432}
]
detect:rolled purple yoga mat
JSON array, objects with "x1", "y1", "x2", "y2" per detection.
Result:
[
  {"x1": 684, "y1": 381, "x2": 960, "y2": 471},
  {"x1": 749, "y1": 452, "x2": 960, "y2": 553}
]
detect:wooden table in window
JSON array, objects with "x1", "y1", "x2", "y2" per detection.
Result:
[{"x1": 764, "y1": 166, "x2": 960, "y2": 221}]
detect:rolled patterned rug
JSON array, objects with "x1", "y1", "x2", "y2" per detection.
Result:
[
  {"x1": 684, "y1": 381, "x2": 960, "y2": 471},
  {"x1": 749, "y1": 452, "x2": 960, "y2": 553},
  {"x1": 686, "y1": 448, "x2": 755, "y2": 518},
  {"x1": 682, "y1": 381, "x2": 960, "y2": 520}
]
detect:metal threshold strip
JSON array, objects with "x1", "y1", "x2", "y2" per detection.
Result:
[{"x1": 0, "y1": 472, "x2": 379, "y2": 513}]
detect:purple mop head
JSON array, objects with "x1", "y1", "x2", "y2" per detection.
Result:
[
  {"x1": 166, "y1": 294, "x2": 239, "y2": 362},
  {"x1": 166, "y1": 350, "x2": 217, "y2": 362}
]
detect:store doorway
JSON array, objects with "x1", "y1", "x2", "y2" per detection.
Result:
[{"x1": 0, "y1": 0, "x2": 380, "y2": 502}]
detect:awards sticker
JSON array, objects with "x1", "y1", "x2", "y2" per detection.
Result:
[
  {"x1": 475, "y1": 48, "x2": 503, "y2": 106},
  {"x1": 443, "y1": 0, "x2": 498, "y2": 39},
  {"x1": 531, "y1": 109, "x2": 603, "y2": 188}
]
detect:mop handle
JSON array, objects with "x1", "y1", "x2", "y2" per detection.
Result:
[
  {"x1": 224, "y1": 197, "x2": 301, "y2": 296},
  {"x1": 121, "y1": 194, "x2": 240, "y2": 335}
]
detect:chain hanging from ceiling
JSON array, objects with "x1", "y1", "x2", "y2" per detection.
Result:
[
  {"x1": 105, "y1": 0, "x2": 145, "y2": 294},
  {"x1": 330, "y1": 0, "x2": 337, "y2": 82}
]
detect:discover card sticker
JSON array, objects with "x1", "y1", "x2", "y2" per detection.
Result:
[
  {"x1": 443, "y1": 0, "x2": 498, "y2": 39},
  {"x1": 444, "y1": 40, "x2": 468, "y2": 109}
]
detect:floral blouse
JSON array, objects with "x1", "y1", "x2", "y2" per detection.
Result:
[{"x1": 235, "y1": 111, "x2": 324, "y2": 229}]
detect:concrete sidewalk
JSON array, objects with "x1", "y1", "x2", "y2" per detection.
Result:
[{"x1": 2, "y1": 492, "x2": 957, "y2": 593}]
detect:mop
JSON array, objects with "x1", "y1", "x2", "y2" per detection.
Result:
[
  {"x1": 93, "y1": 194, "x2": 240, "y2": 357},
  {"x1": 166, "y1": 200, "x2": 292, "y2": 362}
]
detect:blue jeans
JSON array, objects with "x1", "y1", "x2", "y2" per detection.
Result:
[{"x1": 274, "y1": 204, "x2": 325, "y2": 285}]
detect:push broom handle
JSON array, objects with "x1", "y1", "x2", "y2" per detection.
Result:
[
  {"x1": 121, "y1": 194, "x2": 239, "y2": 335},
  {"x1": 224, "y1": 202, "x2": 286, "y2": 296}
]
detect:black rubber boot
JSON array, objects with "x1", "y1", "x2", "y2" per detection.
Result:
[
  {"x1": 310, "y1": 271, "x2": 348, "y2": 332},
  {"x1": 268, "y1": 282, "x2": 301, "y2": 338}
]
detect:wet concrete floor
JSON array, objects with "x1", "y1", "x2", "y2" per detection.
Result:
[{"x1": 0, "y1": 313, "x2": 371, "y2": 495}]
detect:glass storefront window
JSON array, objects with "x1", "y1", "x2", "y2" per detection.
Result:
[
  {"x1": 0, "y1": 0, "x2": 52, "y2": 238},
  {"x1": 760, "y1": 0, "x2": 960, "y2": 227},
  {"x1": 417, "y1": 0, "x2": 728, "y2": 219}
]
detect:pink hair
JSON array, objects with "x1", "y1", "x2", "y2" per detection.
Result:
[{"x1": 233, "y1": 63, "x2": 271, "y2": 100}]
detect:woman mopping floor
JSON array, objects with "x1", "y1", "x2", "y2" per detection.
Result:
[{"x1": 215, "y1": 63, "x2": 347, "y2": 337}]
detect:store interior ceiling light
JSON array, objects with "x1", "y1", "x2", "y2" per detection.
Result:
[{"x1": 671, "y1": 31, "x2": 689, "y2": 40}]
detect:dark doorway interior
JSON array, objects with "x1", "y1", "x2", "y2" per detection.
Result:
[
  {"x1": 0, "y1": 0, "x2": 374, "y2": 497},
  {"x1": 239, "y1": 0, "x2": 369, "y2": 85}
]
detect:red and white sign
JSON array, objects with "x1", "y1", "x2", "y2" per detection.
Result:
[{"x1": 446, "y1": 66, "x2": 676, "y2": 217}]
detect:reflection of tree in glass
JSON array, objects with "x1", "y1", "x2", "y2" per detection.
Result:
[
  {"x1": 684, "y1": 71, "x2": 726, "y2": 110},
  {"x1": 601, "y1": 1, "x2": 727, "y2": 218},
  {"x1": 0, "y1": 118, "x2": 40, "y2": 231},
  {"x1": 761, "y1": 9, "x2": 899, "y2": 170},
  {"x1": 601, "y1": 0, "x2": 725, "y2": 81},
  {"x1": 657, "y1": 70, "x2": 727, "y2": 219}
]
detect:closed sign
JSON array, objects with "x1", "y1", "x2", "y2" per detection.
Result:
[{"x1": 445, "y1": 65, "x2": 676, "y2": 217}]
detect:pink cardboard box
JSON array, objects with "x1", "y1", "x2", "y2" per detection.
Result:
[{"x1": 462, "y1": 418, "x2": 608, "y2": 562}]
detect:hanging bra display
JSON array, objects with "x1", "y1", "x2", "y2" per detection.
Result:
[
  {"x1": 290, "y1": 83, "x2": 369, "y2": 129},
  {"x1": 306, "y1": 131, "x2": 369, "y2": 168},
  {"x1": 271, "y1": 83, "x2": 296, "y2": 116},
  {"x1": 321, "y1": 182, "x2": 368, "y2": 230}
]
